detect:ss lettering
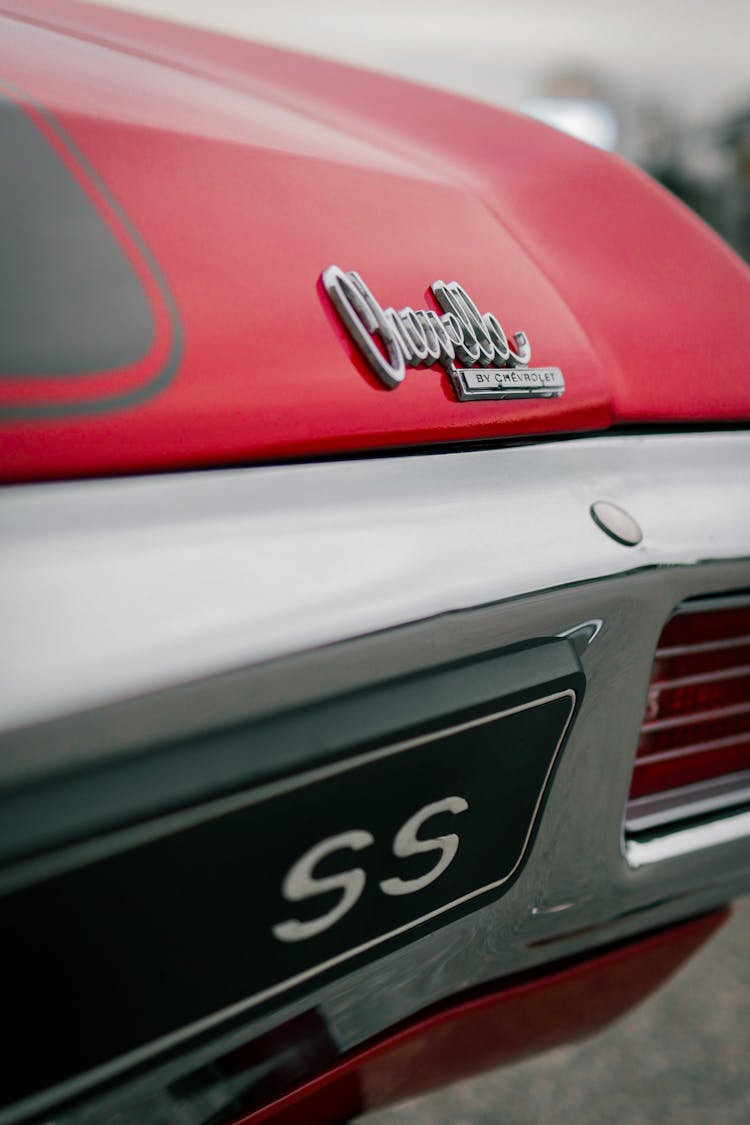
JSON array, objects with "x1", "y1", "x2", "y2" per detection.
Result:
[
  {"x1": 271, "y1": 830, "x2": 374, "y2": 943},
  {"x1": 272, "y1": 796, "x2": 469, "y2": 943}
]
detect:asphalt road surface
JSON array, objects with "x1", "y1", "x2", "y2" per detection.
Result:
[{"x1": 363, "y1": 897, "x2": 750, "y2": 1124}]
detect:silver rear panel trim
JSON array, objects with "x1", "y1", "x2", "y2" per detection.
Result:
[
  {"x1": 2, "y1": 431, "x2": 749, "y2": 742},
  {"x1": 626, "y1": 770, "x2": 750, "y2": 832},
  {"x1": 626, "y1": 809, "x2": 750, "y2": 867}
]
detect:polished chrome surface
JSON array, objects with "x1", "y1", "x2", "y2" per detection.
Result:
[
  {"x1": 558, "y1": 618, "x2": 603, "y2": 654},
  {"x1": 591, "y1": 499, "x2": 644, "y2": 546},
  {"x1": 320, "y1": 265, "x2": 562, "y2": 399},
  {"x1": 669, "y1": 592, "x2": 750, "y2": 615},
  {"x1": 626, "y1": 809, "x2": 750, "y2": 867},
  {"x1": 2, "y1": 431, "x2": 749, "y2": 742},
  {"x1": 452, "y1": 365, "x2": 564, "y2": 400},
  {"x1": 1, "y1": 431, "x2": 750, "y2": 1124},
  {"x1": 626, "y1": 770, "x2": 750, "y2": 832}
]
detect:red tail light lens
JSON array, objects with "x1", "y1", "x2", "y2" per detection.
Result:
[{"x1": 628, "y1": 601, "x2": 750, "y2": 812}]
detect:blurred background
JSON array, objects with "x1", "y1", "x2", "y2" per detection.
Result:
[{"x1": 99, "y1": 0, "x2": 750, "y2": 259}]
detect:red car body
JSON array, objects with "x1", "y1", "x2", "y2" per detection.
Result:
[
  {"x1": 2, "y1": 0, "x2": 750, "y2": 481},
  {"x1": 1, "y1": 3, "x2": 749, "y2": 1123}
]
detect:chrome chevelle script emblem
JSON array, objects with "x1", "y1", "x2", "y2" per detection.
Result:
[{"x1": 322, "y1": 264, "x2": 564, "y2": 402}]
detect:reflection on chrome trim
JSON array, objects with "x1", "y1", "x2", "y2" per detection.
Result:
[
  {"x1": 626, "y1": 809, "x2": 750, "y2": 867},
  {"x1": 626, "y1": 770, "x2": 750, "y2": 832},
  {"x1": 558, "y1": 618, "x2": 603, "y2": 654},
  {"x1": 671, "y1": 592, "x2": 750, "y2": 616},
  {"x1": 2, "y1": 432, "x2": 750, "y2": 735}
]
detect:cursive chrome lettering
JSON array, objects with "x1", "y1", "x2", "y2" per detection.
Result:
[
  {"x1": 322, "y1": 266, "x2": 532, "y2": 385},
  {"x1": 321, "y1": 265, "x2": 562, "y2": 402}
]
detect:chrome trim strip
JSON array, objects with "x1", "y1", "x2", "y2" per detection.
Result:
[
  {"x1": 670, "y1": 593, "x2": 750, "y2": 615},
  {"x1": 640, "y1": 699, "x2": 750, "y2": 733},
  {"x1": 626, "y1": 809, "x2": 750, "y2": 867},
  {"x1": 657, "y1": 634, "x2": 750, "y2": 657},
  {"x1": 634, "y1": 728, "x2": 750, "y2": 765},
  {"x1": 625, "y1": 769, "x2": 750, "y2": 831},
  {"x1": 650, "y1": 664, "x2": 750, "y2": 690},
  {"x1": 2, "y1": 431, "x2": 750, "y2": 738},
  {"x1": 557, "y1": 618, "x2": 603, "y2": 653}
]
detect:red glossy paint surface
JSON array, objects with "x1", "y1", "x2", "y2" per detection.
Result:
[
  {"x1": 227, "y1": 910, "x2": 727, "y2": 1124},
  {"x1": 1, "y1": 2, "x2": 749, "y2": 481}
]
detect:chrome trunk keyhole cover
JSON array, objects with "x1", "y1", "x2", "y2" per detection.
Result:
[{"x1": 590, "y1": 501, "x2": 643, "y2": 546}]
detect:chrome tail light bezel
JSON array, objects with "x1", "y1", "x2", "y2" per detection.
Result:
[{"x1": 626, "y1": 593, "x2": 750, "y2": 837}]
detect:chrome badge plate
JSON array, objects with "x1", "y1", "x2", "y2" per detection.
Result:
[
  {"x1": 322, "y1": 265, "x2": 565, "y2": 401},
  {"x1": 455, "y1": 366, "x2": 565, "y2": 401}
]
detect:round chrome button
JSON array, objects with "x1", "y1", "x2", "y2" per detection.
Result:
[{"x1": 590, "y1": 501, "x2": 643, "y2": 547}]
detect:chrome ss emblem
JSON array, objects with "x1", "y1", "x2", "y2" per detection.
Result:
[
  {"x1": 322, "y1": 264, "x2": 564, "y2": 401},
  {"x1": 273, "y1": 796, "x2": 469, "y2": 942}
]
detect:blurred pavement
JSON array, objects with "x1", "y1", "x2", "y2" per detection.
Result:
[{"x1": 363, "y1": 897, "x2": 750, "y2": 1124}]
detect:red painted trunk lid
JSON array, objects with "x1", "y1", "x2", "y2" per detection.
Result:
[{"x1": 1, "y1": 1, "x2": 749, "y2": 481}]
